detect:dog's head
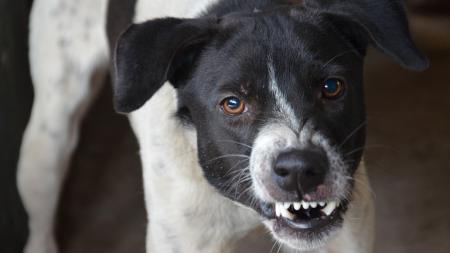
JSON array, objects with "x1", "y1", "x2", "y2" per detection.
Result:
[{"x1": 113, "y1": 0, "x2": 427, "y2": 250}]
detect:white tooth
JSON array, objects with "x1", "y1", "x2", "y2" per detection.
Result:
[
  {"x1": 293, "y1": 202, "x2": 301, "y2": 210},
  {"x1": 280, "y1": 207, "x2": 295, "y2": 220},
  {"x1": 321, "y1": 201, "x2": 337, "y2": 216},
  {"x1": 275, "y1": 203, "x2": 281, "y2": 217},
  {"x1": 283, "y1": 202, "x2": 291, "y2": 209},
  {"x1": 319, "y1": 202, "x2": 326, "y2": 207},
  {"x1": 310, "y1": 202, "x2": 317, "y2": 208},
  {"x1": 301, "y1": 201, "x2": 310, "y2": 209}
]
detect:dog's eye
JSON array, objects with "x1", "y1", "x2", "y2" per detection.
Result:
[
  {"x1": 221, "y1": 96, "x2": 246, "y2": 115},
  {"x1": 322, "y1": 78, "x2": 345, "y2": 99}
]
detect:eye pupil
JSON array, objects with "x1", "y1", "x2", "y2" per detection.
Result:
[
  {"x1": 227, "y1": 98, "x2": 240, "y2": 109},
  {"x1": 322, "y1": 78, "x2": 344, "y2": 99},
  {"x1": 325, "y1": 80, "x2": 338, "y2": 93},
  {"x1": 221, "y1": 96, "x2": 245, "y2": 115}
]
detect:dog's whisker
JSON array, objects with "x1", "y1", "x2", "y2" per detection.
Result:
[
  {"x1": 270, "y1": 241, "x2": 281, "y2": 253},
  {"x1": 322, "y1": 48, "x2": 363, "y2": 69},
  {"x1": 344, "y1": 175, "x2": 376, "y2": 199},
  {"x1": 216, "y1": 139, "x2": 253, "y2": 149},
  {"x1": 344, "y1": 146, "x2": 366, "y2": 157},
  {"x1": 233, "y1": 167, "x2": 252, "y2": 198},
  {"x1": 236, "y1": 183, "x2": 254, "y2": 200},
  {"x1": 276, "y1": 242, "x2": 283, "y2": 253},
  {"x1": 339, "y1": 120, "x2": 368, "y2": 148},
  {"x1": 206, "y1": 154, "x2": 250, "y2": 163},
  {"x1": 345, "y1": 144, "x2": 401, "y2": 157},
  {"x1": 223, "y1": 159, "x2": 250, "y2": 178},
  {"x1": 221, "y1": 166, "x2": 252, "y2": 199}
]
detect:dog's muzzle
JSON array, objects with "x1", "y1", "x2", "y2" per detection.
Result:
[{"x1": 249, "y1": 123, "x2": 352, "y2": 250}]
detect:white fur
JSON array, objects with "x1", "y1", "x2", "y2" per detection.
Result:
[
  {"x1": 268, "y1": 61, "x2": 301, "y2": 130},
  {"x1": 19, "y1": 0, "x2": 109, "y2": 252}
]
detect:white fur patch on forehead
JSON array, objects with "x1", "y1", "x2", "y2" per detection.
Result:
[
  {"x1": 250, "y1": 122, "x2": 298, "y2": 202},
  {"x1": 268, "y1": 61, "x2": 301, "y2": 131}
]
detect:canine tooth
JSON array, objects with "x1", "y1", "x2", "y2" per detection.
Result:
[
  {"x1": 275, "y1": 204, "x2": 282, "y2": 217},
  {"x1": 283, "y1": 202, "x2": 291, "y2": 209},
  {"x1": 319, "y1": 202, "x2": 326, "y2": 207},
  {"x1": 310, "y1": 202, "x2": 317, "y2": 208},
  {"x1": 321, "y1": 201, "x2": 337, "y2": 216},
  {"x1": 280, "y1": 207, "x2": 295, "y2": 220},
  {"x1": 293, "y1": 202, "x2": 301, "y2": 210},
  {"x1": 301, "y1": 201, "x2": 310, "y2": 209}
]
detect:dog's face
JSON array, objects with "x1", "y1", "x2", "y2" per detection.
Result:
[
  {"x1": 178, "y1": 13, "x2": 367, "y2": 249},
  {"x1": 114, "y1": 1, "x2": 427, "y2": 250}
]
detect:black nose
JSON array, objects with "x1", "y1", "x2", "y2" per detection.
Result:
[{"x1": 272, "y1": 149, "x2": 328, "y2": 194}]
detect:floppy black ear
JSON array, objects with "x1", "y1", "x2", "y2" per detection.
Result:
[
  {"x1": 307, "y1": 0, "x2": 429, "y2": 71},
  {"x1": 113, "y1": 17, "x2": 218, "y2": 113}
]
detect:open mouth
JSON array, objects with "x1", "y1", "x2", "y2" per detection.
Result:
[
  {"x1": 275, "y1": 200, "x2": 345, "y2": 230},
  {"x1": 261, "y1": 199, "x2": 347, "y2": 234}
]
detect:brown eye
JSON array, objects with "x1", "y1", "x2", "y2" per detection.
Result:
[
  {"x1": 221, "y1": 96, "x2": 246, "y2": 115},
  {"x1": 322, "y1": 78, "x2": 346, "y2": 99}
]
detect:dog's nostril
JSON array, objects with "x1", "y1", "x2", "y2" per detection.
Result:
[
  {"x1": 304, "y1": 169, "x2": 317, "y2": 177},
  {"x1": 272, "y1": 149, "x2": 328, "y2": 194},
  {"x1": 274, "y1": 167, "x2": 290, "y2": 177}
]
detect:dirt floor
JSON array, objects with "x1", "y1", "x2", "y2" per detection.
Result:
[{"x1": 56, "y1": 17, "x2": 450, "y2": 253}]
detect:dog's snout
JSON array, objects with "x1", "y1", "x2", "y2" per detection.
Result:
[{"x1": 272, "y1": 149, "x2": 328, "y2": 194}]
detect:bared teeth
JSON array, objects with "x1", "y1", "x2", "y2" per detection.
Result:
[
  {"x1": 301, "y1": 201, "x2": 309, "y2": 209},
  {"x1": 320, "y1": 201, "x2": 337, "y2": 216},
  {"x1": 280, "y1": 206, "x2": 295, "y2": 219},
  {"x1": 275, "y1": 203, "x2": 295, "y2": 219},
  {"x1": 274, "y1": 200, "x2": 340, "y2": 219},
  {"x1": 275, "y1": 203, "x2": 281, "y2": 217}
]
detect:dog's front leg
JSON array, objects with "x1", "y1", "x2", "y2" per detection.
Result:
[
  {"x1": 129, "y1": 84, "x2": 261, "y2": 253},
  {"x1": 18, "y1": 0, "x2": 109, "y2": 252}
]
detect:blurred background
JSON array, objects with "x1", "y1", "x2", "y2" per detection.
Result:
[{"x1": 1, "y1": 0, "x2": 449, "y2": 252}]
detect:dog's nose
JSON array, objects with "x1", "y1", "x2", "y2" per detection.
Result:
[{"x1": 272, "y1": 149, "x2": 328, "y2": 194}]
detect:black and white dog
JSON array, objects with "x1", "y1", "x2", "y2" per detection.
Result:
[{"x1": 18, "y1": 0, "x2": 427, "y2": 252}]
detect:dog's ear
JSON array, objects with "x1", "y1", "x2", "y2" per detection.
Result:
[
  {"x1": 307, "y1": 0, "x2": 429, "y2": 71},
  {"x1": 113, "y1": 17, "x2": 218, "y2": 113}
]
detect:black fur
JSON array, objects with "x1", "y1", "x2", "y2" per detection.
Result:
[{"x1": 114, "y1": 17, "x2": 218, "y2": 112}]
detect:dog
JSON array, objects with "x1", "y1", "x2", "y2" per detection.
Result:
[{"x1": 18, "y1": 0, "x2": 428, "y2": 252}]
